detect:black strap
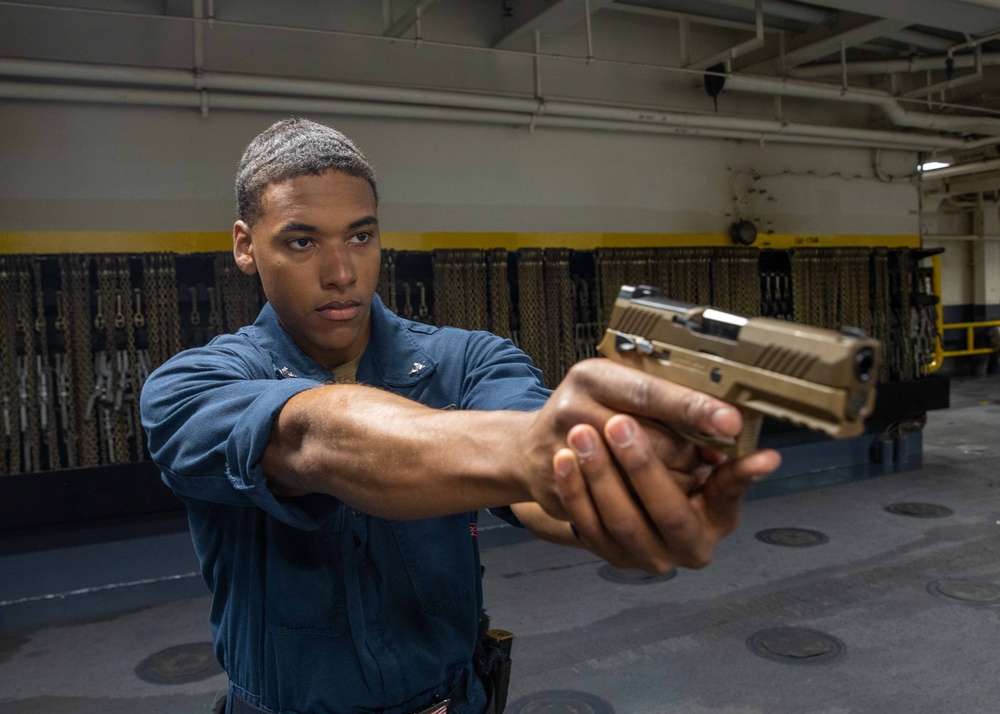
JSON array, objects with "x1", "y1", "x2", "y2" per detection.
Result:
[
  {"x1": 229, "y1": 692, "x2": 267, "y2": 714},
  {"x1": 226, "y1": 673, "x2": 469, "y2": 714}
]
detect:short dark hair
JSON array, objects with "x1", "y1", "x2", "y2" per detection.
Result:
[{"x1": 235, "y1": 118, "x2": 379, "y2": 226}]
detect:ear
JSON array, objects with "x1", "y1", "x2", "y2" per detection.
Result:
[{"x1": 233, "y1": 220, "x2": 258, "y2": 276}]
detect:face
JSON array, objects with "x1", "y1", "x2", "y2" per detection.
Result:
[{"x1": 233, "y1": 170, "x2": 381, "y2": 370}]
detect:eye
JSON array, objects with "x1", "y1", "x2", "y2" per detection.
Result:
[
  {"x1": 351, "y1": 231, "x2": 373, "y2": 245},
  {"x1": 287, "y1": 237, "x2": 313, "y2": 250}
]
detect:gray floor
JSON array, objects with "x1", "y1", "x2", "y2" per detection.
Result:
[{"x1": 1, "y1": 376, "x2": 999, "y2": 713}]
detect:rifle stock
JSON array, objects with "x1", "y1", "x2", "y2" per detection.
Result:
[{"x1": 597, "y1": 285, "x2": 880, "y2": 457}]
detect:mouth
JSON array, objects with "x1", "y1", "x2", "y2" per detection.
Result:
[{"x1": 316, "y1": 299, "x2": 361, "y2": 321}]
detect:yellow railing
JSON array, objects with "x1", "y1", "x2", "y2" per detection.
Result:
[
  {"x1": 926, "y1": 255, "x2": 1000, "y2": 372},
  {"x1": 939, "y1": 320, "x2": 1000, "y2": 356}
]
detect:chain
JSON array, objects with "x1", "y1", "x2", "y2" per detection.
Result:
[
  {"x1": 55, "y1": 260, "x2": 78, "y2": 468},
  {"x1": 214, "y1": 253, "x2": 253, "y2": 334},
  {"x1": 142, "y1": 255, "x2": 161, "y2": 368},
  {"x1": 91, "y1": 257, "x2": 116, "y2": 463},
  {"x1": 207, "y1": 282, "x2": 224, "y2": 340},
  {"x1": 712, "y1": 249, "x2": 732, "y2": 310},
  {"x1": 377, "y1": 249, "x2": 398, "y2": 314},
  {"x1": 466, "y1": 251, "x2": 490, "y2": 332},
  {"x1": 67, "y1": 256, "x2": 100, "y2": 466},
  {"x1": 516, "y1": 249, "x2": 550, "y2": 386},
  {"x1": 31, "y1": 258, "x2": 62, "y2": 470},
  {"x1": 115, "y1": 255, "x2": 144, "y2": 461},
  {"x1": 896, "y1": 249, "x2": 915, "y2": 381},
  {"x1": 914, "y1": 259, "x2": 939, "y2": 376},
  {"x1": 431, "y1": 250, "x2": 453, "y2": 327},
  {"x1": 736, "y1": 249, "x2": 761, "y2": 316},
  {"x1": 429, "y1": 250, "x2": 490, "y2": 331},
  {"x1": 572, "y1": 274, "x2": 599, "y2": 361},
  {"x1": 544, "y1": 248, "x2": 575, "y2": 382},
  {"x1": 594, "y1": 249, "x2": 618, "y2": 328},
  {"x1": 144, "y1": 253, "x2": 180, "y2": 367},
  {"x1": 162, "y1": 254, "x2": 181, "y2": 359},
  {"x1": 872, "y1": 249, "x2": 891, "y2": 382},
  {"x1": 487, "y1": 248, "x2": 511, "y2": 340},
  {"x1": 0, "y1": 257, "x2": 19, "y2": 474},
  {"x1": 15, "y1": 257, "x2": 39, "y2": 473}
]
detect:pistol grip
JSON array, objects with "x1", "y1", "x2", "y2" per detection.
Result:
[
  {"x1": 672, "y1": 409, "x2": 763, "y2": 459},
  {"x1": 735, "y1": 412, "x2": 763, "y2": 458}
]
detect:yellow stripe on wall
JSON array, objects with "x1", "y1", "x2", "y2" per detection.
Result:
[
  {"x1": 0, "y1": 231, "x2": 921, "y2": 254},
  {"x1": 0, "y1": 232, "x2": 234, "y2": 254}
]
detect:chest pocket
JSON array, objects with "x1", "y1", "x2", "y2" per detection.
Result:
[{"x1": 388, "y1": 514, "x2": 477, "y2": 616}]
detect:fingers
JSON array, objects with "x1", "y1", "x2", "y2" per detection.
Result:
[
  {"x1": 604, "y1": 415, "x2": 711, "y2": 568},
  {"x1": 553, "y1": 427, "x2": 675, "y2": 573},
  {"x1": 696, "y1": 448, "x2": 781, "y2": 535},
  {"x1": 562, "y1": 360, "x2": 743, "y2": 440},
  {"x1": 552, "y1": 414, "x2": 783, "y2": 573}
]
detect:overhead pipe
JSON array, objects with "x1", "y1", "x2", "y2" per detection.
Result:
[
  {"x1": 0, "y1": 79, "x2": 966, "y2": 152},
  {"x1": 789, "y1": 52, "x2": 1000, "y2": 78},
  {"x1": 0, "y1": 57, "x2": 977, "y2": 150},
  {"x1": 899, "y1": 46, "x2": 983, "y2": 100},
  {"x1": 724, "y1": 73, "x2": 1000, "y2": 135},
  {"x1": 0, "y1": 56, "x2": 965, "y2": 147}
]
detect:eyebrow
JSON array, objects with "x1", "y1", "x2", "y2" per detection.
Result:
[
  {"x1": 348, "y1": 215, "x2": 379, "y2": 230},
  {"x1": 275, "y1": 216, "x2": 378, "y2": 234},
  {"x1": 277, "y1": 221, "x2": 318, "y2": 234}
]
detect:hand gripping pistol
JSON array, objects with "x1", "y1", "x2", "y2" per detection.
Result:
[{"x1": 597, "y1": 285, "x2": 881, "y2": 457}]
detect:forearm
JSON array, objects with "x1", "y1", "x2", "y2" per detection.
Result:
[{"x1": 262, "y1": 383, "x2": 536, "y2": 519}]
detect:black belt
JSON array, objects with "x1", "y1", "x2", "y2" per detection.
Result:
[{"x1": 228, "y1": 674, "x2": 469, "y2": 714}]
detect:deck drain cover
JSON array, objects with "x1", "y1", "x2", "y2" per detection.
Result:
[
  {"x1": 747, "y1": 627, "x2": 844, "y2": 665},
  {"x1": 135, "y1": 642, "x2": 223, "y2": 684},
  {"x1": 507, "y1": 690, "x2": 615, "y2": 714},
  {"x1": 884, "y1": 502, "x2": 953, "y2": 518},
  {"x1": 928, "y1": 579, "x2": 1000, "y2": 607},
  {"x1": 755, "y1": 528, "x2": 829, "y2": 547},
  {"x1": 598, "y1": 564, "x2": 676, "y2": 585}
]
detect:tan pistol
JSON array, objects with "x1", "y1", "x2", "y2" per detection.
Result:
[{"x1": 597, "y1": 285, "x2": 881, "y2": 457}]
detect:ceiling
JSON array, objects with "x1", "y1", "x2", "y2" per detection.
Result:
[{"x1": 4, "y1": 0, "x2": 1000, "y2": 170}]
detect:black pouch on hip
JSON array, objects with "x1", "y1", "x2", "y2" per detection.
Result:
[{"x1": 474, "y1": 611, "x2": 514, "y2": 713}]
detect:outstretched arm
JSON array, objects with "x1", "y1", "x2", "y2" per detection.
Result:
[{"x1": 263, "y1": 358, "x2": 780, "y2": 572}]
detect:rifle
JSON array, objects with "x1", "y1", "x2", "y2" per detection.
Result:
[{"x1": 597, "y1": 285, "x2": 880, "y2": 457}]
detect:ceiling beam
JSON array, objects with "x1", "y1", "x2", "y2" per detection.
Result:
[
  {"x1": 778, "y1": 19, "x2": 908, "y2": 68},
  {"x1": 739, "y1": 17, "x2": 908, "y2": 74},
  {"x1": 493, "y1": 0, "x2": 617, "y2": 49},
  {"x1": 780, "y1": 0, "x2": 1000, "y2": 36},
  {"x1": 383, "y1": 0, "x2": 444, "y2": 38},
  {"x1": 881, "y1": 28, "x2": 958, "y2": 52}
]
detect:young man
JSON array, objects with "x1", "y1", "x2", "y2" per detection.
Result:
[{"x1": 140, "y1": 118, "x2": 779, "y2": 714}]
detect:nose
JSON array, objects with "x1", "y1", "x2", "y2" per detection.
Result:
[{"x1": 319, "y1": 243, "x2": 357, "y2": 289}]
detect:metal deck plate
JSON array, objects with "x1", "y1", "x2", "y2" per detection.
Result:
[
  {"x1": 747, "y1": 627, "x2": 845, "y2": 665},
  {"x1": 755, "y1": 528, "x2": 829, "y2": 547},
  {"x1": 597, "y1": 565, "x2": 677, "y2": 585},
  {"x1": 884, "y1": 502, "x2": 954, "y2": 518},
  {"x1": 928, "y1": 579, "x2": 1000, "y2": 607},
  {"x1": 134, "y1": 642, "x2": 223, "y2": 685},
  {"x1": 507, "y1": 690, "x2": 615, "y2": 714}
]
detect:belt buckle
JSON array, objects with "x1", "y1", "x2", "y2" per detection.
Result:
[{"x1": 414, "y1": 699, "x2": 450, "y2": 714}]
